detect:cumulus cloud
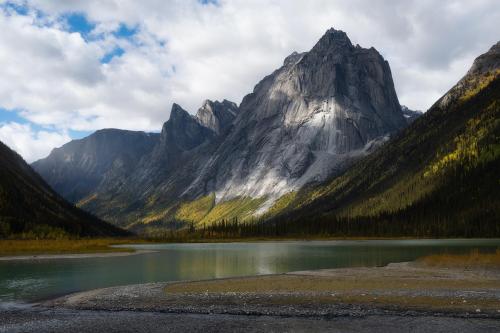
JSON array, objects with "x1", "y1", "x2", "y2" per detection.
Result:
[
  {"x1": 0, "y1": 0, "x2": 499, "y2": 161},
  {"x1": 0, "y1": 122, "x2": 70, "y2": 162}
]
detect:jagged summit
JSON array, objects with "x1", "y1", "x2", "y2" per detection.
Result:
[
  {"x1": 312, "y1": 28, "x2": 354, "y2": 52},
  {"x1": 34, "y1": 28, "x2": 410, "y2": 229},
  {"x1": 159, "y1": 103, "x2": 213, "y2": 152},
  {"x1": 196, "y1": 99, "x2": 239, "y2": 135},
  {"x1": 185, "y1": 27, "x2": 406, "y2": 205},
  {"x1": 168, "y1": 103, "x2": 192, "y2": 121}
]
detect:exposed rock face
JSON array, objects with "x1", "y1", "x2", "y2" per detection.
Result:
[
  {"x1": 152, "y1": 104, "x2": 215, "y2": 164},
  {"x1": 161, "y1": 104, "x2": 215, "y2": 151},
  {"x1": 186, "y1": 28, "x2": 406, "y2": 205},
  {"x1": 273, "y1": 40, "x2": 500, "y2": 235},
  {"x1": 149, "y1": 101, "x2": 238, "y2": 165},
  {"x1": 34, "y1": 28, "x2": 408, "y2": 228},
  {"x1": 401, "y1": 106, "x2": 423, "y2": 124},
  {"x1": 32, "y1": 129, "x2": 159, "y2": 203},
  {"x1": 196, "y1": 99, "x2": 239, "y2": 135}
]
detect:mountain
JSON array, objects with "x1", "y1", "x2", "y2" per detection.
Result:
[
  {"x1": 196, "y1": 99, "x2": 239, "y2": 135},
  {"x1": 254, "y1": 41, "x2": 500, "y2": 237},
  {"x1": 34, "y1": 29, "x2": 408, "y2": 233},
  {"x1": 33, "y1": 98, "x2": 241, "y2": 230},
  {"x1": 185, "y1": 29, "x2": 406, "y2": 205},
  {"x1": 0, "y1": 140, "x2": 127, "y2": 238},
  {"x1": 401, "y1": 105, "x2": 423, "y2": 124},
  {"x1": 32, "y1": 129, "x2": 159, "y2": 203}
]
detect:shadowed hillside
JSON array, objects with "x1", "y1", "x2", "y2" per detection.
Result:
[{"x1": 0, "y1": 140, "x2": 128, "y2": 238}]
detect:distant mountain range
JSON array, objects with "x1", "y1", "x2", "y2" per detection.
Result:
[
  {"x1": 0, "y1": 139, "x2": 127, "y2": 238},
  {"x1": 33, "y1": 29, "x2": 409, "y2": 233},
  {"x1": 31, "y1": 29, "x2": 499, "y2": 237}
]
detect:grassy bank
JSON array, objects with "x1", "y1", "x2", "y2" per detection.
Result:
[
  {"x1": 164, "y1": 250, "x2": 500, "y2": 314},
  {"x1": 138, "y1": 234, "x2": 483, "y2": 243},
  {"x1": 165, "y1": 263, "x2": 500, "y2": 314},
  {"x1": 0, "y1": 236, "x2": 405, "y2": 256},
  {"x1": 166, "y1": 273, "x2": 500, "y2": 294},
  {"x1": 418, "y1": 249, "x2": 500, "y2": 269},
  {"x1": 0, "y1": 238, "x2": 139, "y2": 256}
]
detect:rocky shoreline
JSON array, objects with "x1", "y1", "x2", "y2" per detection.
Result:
[
  {"x1": 2, "y1": 262, "x2": 500, "y2": 332},
  {"x1": 43, "y1": 262, "x2": 500, "y2": 318}
]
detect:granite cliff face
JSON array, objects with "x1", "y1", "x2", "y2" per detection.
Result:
[
  {"x1": 268, "y1": 41, "x2": 500, "y2": 236},
  {"x1": 34, "y1": 29, "x2": 408, "y2": 230},
  {"x1": 196, "y1": 99, "x2": 239, "y2": 135},
  {"x1": 185, "y1": 28, "x2": 406, "y2": 207}
]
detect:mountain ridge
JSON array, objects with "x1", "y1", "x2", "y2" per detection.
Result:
[
  {"x1": 0, "y1": 140, "x2": 126, "y2": 238},
  {"x1": 34, "y1": 28, "x2": 416, "y2": 233}
]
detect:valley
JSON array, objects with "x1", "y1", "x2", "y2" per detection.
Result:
[
  {"x1": 28, "y1": 32, "x2": 500, "y2": 240},
  {"x1": 0, "y1": 8, "x2": 498, "y2": 331}
]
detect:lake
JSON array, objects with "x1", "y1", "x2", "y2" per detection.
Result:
[{"x1": 1, "y1": 239, "x2": 499, "y2": 304}]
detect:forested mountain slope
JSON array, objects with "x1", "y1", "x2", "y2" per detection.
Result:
[
  {"x1": 0, "y1": 140, "x2": 127, "y2": 238},
  {"x1": 253, "y1": 42, "x2": 500, "y2": 237}
]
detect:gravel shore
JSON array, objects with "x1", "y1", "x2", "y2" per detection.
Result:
[
  {"x1": 2, "y1": 307, "x2": 500, "y2": 333},
  {"x1": 2, "y1": 262, "x2": 500, "y2": 332},
  {"x1": 44, "y1": 262, "x2": 500, "y2": 317}
]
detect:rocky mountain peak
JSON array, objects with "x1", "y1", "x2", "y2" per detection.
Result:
[
  {"x1": 311, "y1": 28, "x2": 354, "y2": 54},
  {"x1": 33, "y1": 28, "x2": 414, "y2": 228},
  {"x1": 185, "y1": 28, "x2": 407, "y2": 205},
  {"x1": 168, "y1": 103, "x2": 192, "y2": 123},
  {"x1": 196, "y1": 99, "x2": 239, "y2": 135},
  {"x1": 159, "y1": 103, "x2": 214, "y2": 153}
]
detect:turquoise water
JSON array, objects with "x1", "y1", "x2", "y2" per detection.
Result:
[{"x1": 1, "y1": 239, "x2": 499, "y2": 303}]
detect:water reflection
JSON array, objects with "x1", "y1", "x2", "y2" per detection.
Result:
[{"x1": 1, "y1": 239, "x2": 499, "y2": 303}]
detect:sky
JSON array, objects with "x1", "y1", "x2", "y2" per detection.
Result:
[{"x1": 0, "y1": 0, "x2": 498, "y2": 162}]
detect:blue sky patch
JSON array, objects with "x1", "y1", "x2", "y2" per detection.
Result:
[
  {"x1": 114, "y1": 23, "x2": 138, "y2": 39},
  {"x1": 0, "y1": 108, "x2": 92, "y2": 141},
  {"x1": 0, "y1": 108, "x2": 51, "y2": 133},
  {"x1": 0, "y1": 108, "x2": 26, "y2": 124},
  {"x1": 68, "y1": 129, "x2": 92, "y2": 139},
  {"x1": 101, "y1": 47, "x2": 125, "y2": 63},
  {"x1": 1, "y1": 1, "x2": 29, "y2": 16},
  {"x1": 64, "y1": 12, "x2": 95, "y2": 39}
]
